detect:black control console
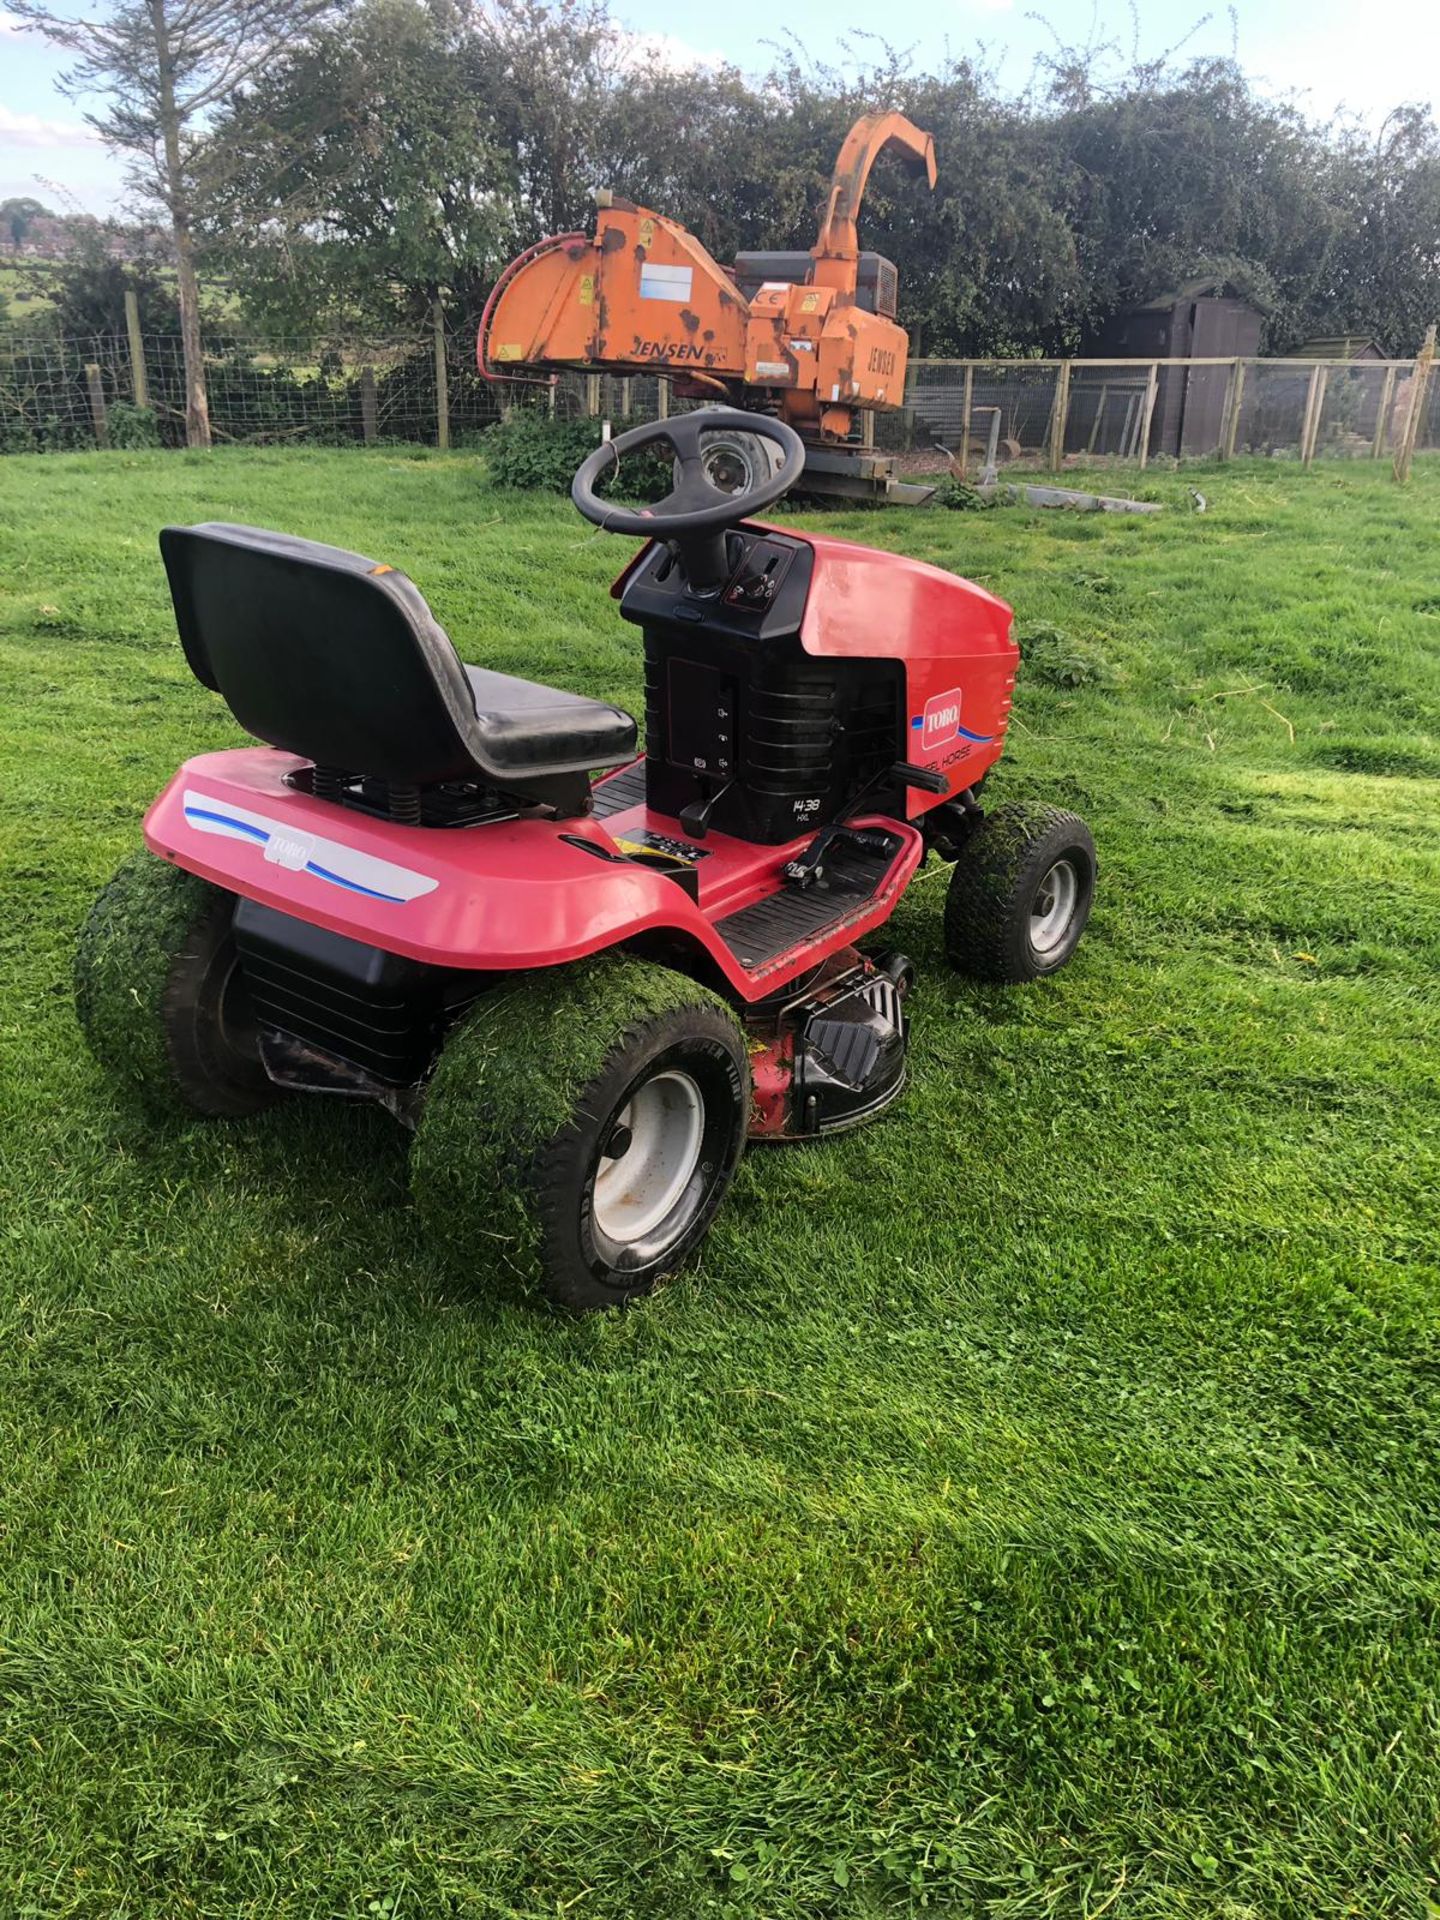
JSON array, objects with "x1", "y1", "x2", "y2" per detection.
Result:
[{"x1": 619, "y1": 528, "x2": 905, "y2": 845}]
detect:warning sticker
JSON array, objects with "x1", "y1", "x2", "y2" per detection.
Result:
[
  {"x1": 615, "y1": 830, "x2": 712, "y2": 865},
  {"x1": 754, "y1": 360, "x2": 791, "y2": 379}
]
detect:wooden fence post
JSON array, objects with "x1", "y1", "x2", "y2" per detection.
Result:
[
  {"x1": 1393, "y1": 325, "x2": 1435, "y2": 484},
  {"x1": 657, "y1": 377, "x2": 669, "y2": 421},
  {"x1": 84, "y1": 362, "x2": 109, "y2": 447},
  {"x1": 958, "y1": 363, "x2": 973, "y2": 479},
  {"x1": 1137, "y1": 362, "x2": 1159, "y2": 469},
  {"x1": 359, "y1": 365, "x2": 377, "y2": 444},
  {"x1": 585, "y1": 374, "x2": 601, "y2": 418},
  {"x1": 1372, "y1": 365, "x2": 1397, "y2": 459},
  {"x1": 432, "y1": 297, "x2": 450, "y2": 450},
  {"x1": 1299, "y1": 364, "x2": 1326, "y2": 467},
  {"x1": 1086, "y1": 384, "x2": 1109, "y2": 454},
  {"x1": 1221, "y1": 360, "x2": 1246, "y2": 460},
  {"x1": 123, "y1": 289, "x2": 148, "y2": 409},
  {"x1": 1048, "y1": 360, "x2": 1071, "y2": 472}
]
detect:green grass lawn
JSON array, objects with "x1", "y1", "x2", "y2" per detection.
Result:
[
  {"x1": 0, "y1": 259, "x2": 55, "y2": 323},
  {"x1": 2, "y1": 448, "x2": 1438, "y2": 1918}
]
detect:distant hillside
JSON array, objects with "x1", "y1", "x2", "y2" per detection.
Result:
[{"x1": 4, "y1": 212, "x2": 169, "y2": 265}]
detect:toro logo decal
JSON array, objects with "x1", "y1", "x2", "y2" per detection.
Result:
[
  {"x1": 916, "y1": 687, "x2": 965, "y2": 752},
  {"x1": 911, "y1": 688, "x2": 995, "y2": 755}
]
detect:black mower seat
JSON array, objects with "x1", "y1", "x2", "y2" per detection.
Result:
[
  {"x1": 460, "y1": 664, "x2": 635, "y2": 774},
  {"x1": 159, "y1": 522, "x2": 636, "y2": 803}
]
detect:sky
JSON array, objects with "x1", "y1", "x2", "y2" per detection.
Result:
[{"x1": 1, "y1": 0, "x2": 1437, "y2": 219}]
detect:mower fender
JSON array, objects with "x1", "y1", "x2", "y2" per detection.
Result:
[
  {"x1": 142, "y1": 749, "x2": 746, "y2": 975},
  {"x1": 144, "y1": 749, "x2": 923, "y2": 1000}
]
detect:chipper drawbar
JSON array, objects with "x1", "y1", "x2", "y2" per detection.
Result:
[{"x1": 76, "y1": 411, "x2": 1096, "y2": 1311}]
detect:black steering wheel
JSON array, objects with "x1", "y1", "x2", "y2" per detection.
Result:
[{"x1": 571, "y1": 408, "x2": 806, "y2": 590}]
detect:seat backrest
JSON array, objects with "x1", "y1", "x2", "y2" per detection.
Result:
[{"x1": 160, "y1": 523, "x2": 485, "y2": 787}]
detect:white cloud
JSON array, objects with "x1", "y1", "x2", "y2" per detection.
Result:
[
  {"x1": 0, "y1": 102, "x2": 99, "y2": 150},
  {"x1": 0, "y1": 11, "x2": 23, "y2": 31},
  {"x1": 617, "y1": 29, "x2": 727, "y2": 73}
]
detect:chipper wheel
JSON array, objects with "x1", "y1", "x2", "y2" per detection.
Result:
[
  {"x1": 944, "y1": 803, "x2": 1096, "y2": 983},
  {"x1": 410, "y1": 956, "x2": 749, "y2": 1313},
  {"x1": 74, "y1": 850, "x2": 274, "y2": 1118}
]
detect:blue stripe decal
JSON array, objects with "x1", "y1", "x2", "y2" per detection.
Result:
[
  {"x1": 185, "y1": 803, "x2": 407, "y2": 904},
  {"x1": 303, "y1": 862, "x2": 405, "y2": 904},
  {"x1": 906, "y1": 721, "x2": 995, "y2": 744},
  {"x1": 184, "y1": 804, "x2": 269, "y2": 841}
]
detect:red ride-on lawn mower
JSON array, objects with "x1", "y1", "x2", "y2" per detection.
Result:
[{"x1": 75, "y1": 411, "x2": 1095, "y2": 1312}]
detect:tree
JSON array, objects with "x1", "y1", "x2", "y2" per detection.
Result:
[
  {"x1": 1035, "y1": 56, "x2": 1338, "y2": 348},
  {"x1": 202, "y1": 1, "x2": 1440, "y2": 366},
  {"x1": 203, "y1": 0, "x2": 519, "y2": 334},
  {"x1": 206, "y1": 0, "x2": 653, "y2": 336},
  {"x1": 10, "y1": 0, "x2": 334, "y2": 445},
  {"x1": 1310, "y1": 107, "x2": 1440, "y2": 354},
  {"x1": 1, "y1": 197, "x2": 51, "y2": 254}
]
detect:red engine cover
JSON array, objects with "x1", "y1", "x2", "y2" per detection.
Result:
[
  {"x1": 797, "y1": 529, "x2": 1017, "y2": 814},
  {"x1": 611, "y1": 524, "x2": 1018, "y2": 815}
]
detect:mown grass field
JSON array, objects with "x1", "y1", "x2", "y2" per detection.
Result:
[
  {"x1": 2, "y1": 447, "x2": 1438, "y2": 1918},
  {"x1": 0, "y1": 260, "x2": 55, "y2": 323}
]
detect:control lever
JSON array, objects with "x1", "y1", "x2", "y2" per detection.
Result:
[
  {"x1": 783, "y1": 824, "x2": 895, "y2": 890},
  {"x1": 780, "y1": 758, "x2": 946, "y2": 890},
  {"x1": 679, "y1": 778, "x2": 733, "y2": 841},
  {"x1": 891, "y1": 761, "x2": 949, "y2": 795}
]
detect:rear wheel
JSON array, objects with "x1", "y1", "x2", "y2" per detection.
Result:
[
  {"x1": 943, "y1": 803, "x2": 1095, "y2": 983},
  {"x1": 410, "y1": 955, "x2": 748, "y2": 1312},
  {"x1": 74, "y1": 850, "x2": 274, "y2": 1117}
]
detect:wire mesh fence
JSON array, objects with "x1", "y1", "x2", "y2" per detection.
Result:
[
  {"x1": 2, "y1": 325, "x2": 1436, "y2": 468},
  {"x1": 0, "y1": 328, "x2": 512, "y2": 452},
  {"x1": 906, "y1": 355, "x2": 1439, "y2": 473}
]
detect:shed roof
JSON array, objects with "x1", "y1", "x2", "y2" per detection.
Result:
[
  {"x1": 1291, "y1": 336, "x2": 1384, "y2": 360},
  {"x1": 1130, "y1": 278, "x2": 1256, "y2": 312}
]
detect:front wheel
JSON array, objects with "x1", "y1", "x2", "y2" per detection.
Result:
[
  {"x1": 943, "y1": 803, "x2": 1096, "y2": 982},
  {"x1": 410, "y1": 956, "x2": 749, "y2": 1312}
]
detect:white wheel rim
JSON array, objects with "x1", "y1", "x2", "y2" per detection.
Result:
[
  {"x1": 592, "y1": 1069, "x2": 705, "y2": 1247},
  {"x1": 1030, "y1": 857, "x2": 1080, "y2": 957}
]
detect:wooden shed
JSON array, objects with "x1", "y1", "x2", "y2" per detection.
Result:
[{"x1": 1092, "y1": 282, "x2": 1263, "y2": 457}]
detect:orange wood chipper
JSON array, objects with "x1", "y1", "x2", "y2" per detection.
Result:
[{"x1": 478, "y1": 113, "x2": 937, "y2": 500}]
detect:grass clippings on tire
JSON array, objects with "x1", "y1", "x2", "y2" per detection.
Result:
[
  {"x1": 74, "y1": 849, "x2": 220, "y2": 1111},
  {"x1": 410, "y1": 952, "x2": 736, "y2": 1300}
]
